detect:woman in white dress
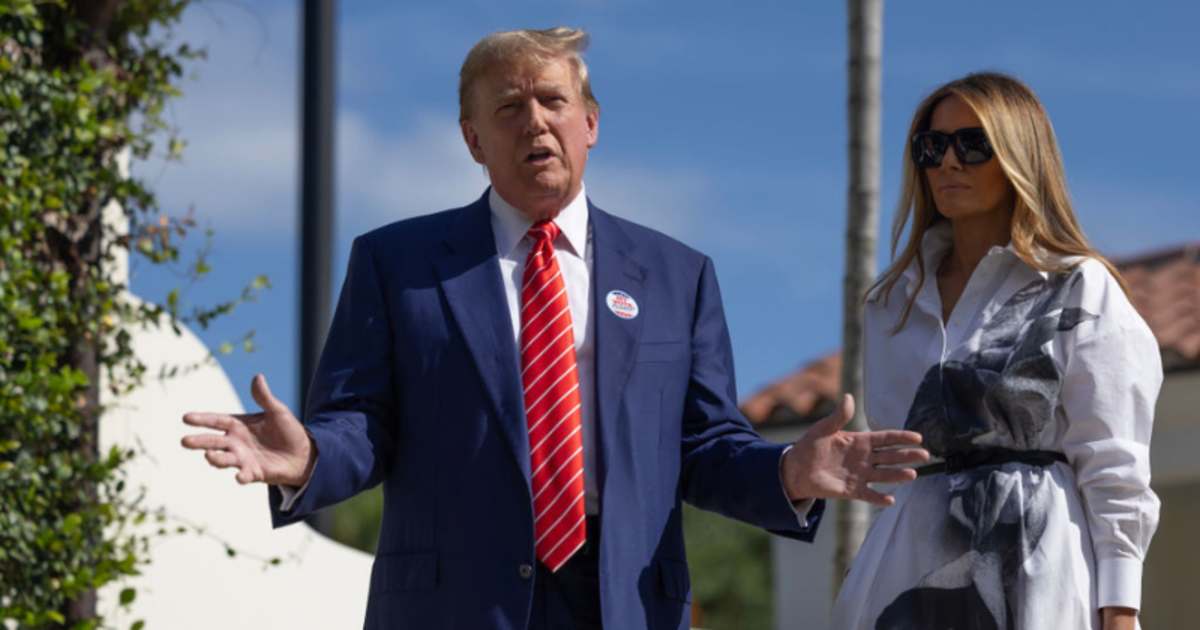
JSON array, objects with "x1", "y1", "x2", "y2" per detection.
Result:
[{"x1": 832, "y1": 72, "x2": 1161, "y2": 630}]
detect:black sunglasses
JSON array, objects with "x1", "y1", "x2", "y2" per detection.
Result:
[{"x1": 910, "y1": 127, "x2": 994, "y2": 168}]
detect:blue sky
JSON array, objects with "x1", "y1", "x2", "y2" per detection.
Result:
[{"x1": 135, "y1": 1, "x2": 1200, "y2": 415}]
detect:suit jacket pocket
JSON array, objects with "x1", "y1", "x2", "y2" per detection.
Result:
[
  {"x1": 656, "y1": 558, "x2": 691, "y2": 602},
  {"x1": 369, "y1": 551, "x2": 437, "y2": 594},
  {"x1": 636, "y1": 341, "x2": 689, "y2": 363}
]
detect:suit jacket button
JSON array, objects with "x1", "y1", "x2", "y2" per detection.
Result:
[{"x1": 519, "y1": 564, "x2": 534, "y2": 580}]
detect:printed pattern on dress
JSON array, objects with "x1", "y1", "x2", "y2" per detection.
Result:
[{"x1": 876, "y1": 269, "x2": 1097, "y2": 630}]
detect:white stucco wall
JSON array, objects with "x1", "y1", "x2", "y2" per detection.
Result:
[
  {"x1": 95, "y1": 308, "x2": 372, "y2": 628},
  {"x1": 86, "y1": 152, "x2": 372, "y2": 628}
]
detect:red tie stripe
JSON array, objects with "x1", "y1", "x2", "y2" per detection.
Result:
[{"x1": 521, "y1": 220, "x2": 587, "y2": 573}]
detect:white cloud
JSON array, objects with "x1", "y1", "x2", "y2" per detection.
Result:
[
  {"x1": 336, "y1": 111, "x2": 487, "y2": 232},
  {"x1": 137, "y1": 3, "x2": 298, "y2": 233},
  {"x1": 334, "y1": 111, "x2": 719, "y2": 242},
  {"x1": 142, "y1": 2, "x2": 750, "y2": 251},
  {"x1": 577, "y1": 162, "x2": 714, "y2": 239}
]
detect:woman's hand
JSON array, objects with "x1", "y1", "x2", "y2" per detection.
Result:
[{"x1": 1101, "y1": 606, "x2": 1137, "y2": 630}]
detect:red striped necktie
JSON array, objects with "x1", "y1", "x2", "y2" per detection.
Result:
[{"x1": 520, "y1": 220, "x2": 587, "y2": 573}]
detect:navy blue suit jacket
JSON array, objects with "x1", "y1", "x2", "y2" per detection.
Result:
[{"x1": 270, "y1": 192, "x2": 823, "y2": 629}]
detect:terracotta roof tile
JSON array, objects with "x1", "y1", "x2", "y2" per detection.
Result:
[
  {"x1": 1116, "y1": 243, "x2": 1200, "y2": 370},
  {"x1": 741, "y1": 352, "x2": 842, "y2": 427},
  {"x1": 742, "y1": 243, "x2": 1200, "y2": 427}
]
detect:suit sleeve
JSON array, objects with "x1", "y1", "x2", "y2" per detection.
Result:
[
  {"x1": 678, "y1": 257, "x2": 824, "y2": 541},
  {"x1": 269, "y1": 236, "x2": 399, "y2": 527}
]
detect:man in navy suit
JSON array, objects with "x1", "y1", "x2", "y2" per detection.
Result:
[{"x1": 182, "y1": 27, "x2": 928, "y2": 629}]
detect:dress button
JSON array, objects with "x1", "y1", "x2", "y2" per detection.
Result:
[{"x1": 519, "y1": 563, "x2": 534, "y2": 579}]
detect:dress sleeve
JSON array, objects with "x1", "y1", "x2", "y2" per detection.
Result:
[{"x1": 1060, "y1": 322, "x2": 1162, "y2": 611}]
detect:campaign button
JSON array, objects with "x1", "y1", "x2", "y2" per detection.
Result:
[{"x1": 605, "y1": 290, "x2": 639, "y2": 320}]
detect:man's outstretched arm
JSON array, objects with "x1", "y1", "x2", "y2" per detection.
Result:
[
  {"x1": 678, "y1": 257, "x2": 928, "y2": 536},
  {"x1": 181, "y1": 235, "x2": 398, "y2": 525}
]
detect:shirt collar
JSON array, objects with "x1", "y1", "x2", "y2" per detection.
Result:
[
  {"x1": 899, "y1": 221, "x2": 951, "y2": 300},
  {"x1": 488, "y1": 184, "x2": 589, "y2": 260},
  {"x1": 900, "y1": 220, "x2": 1048, "y2": 300}
]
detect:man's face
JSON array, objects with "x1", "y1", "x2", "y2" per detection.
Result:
[{"x1": 461, "y1": 57, "x2": 599, "y2": 220}]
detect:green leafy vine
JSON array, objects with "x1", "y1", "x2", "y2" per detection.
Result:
[{"x1": 1, "y1": 1, "x2": 266, "y2": 626}]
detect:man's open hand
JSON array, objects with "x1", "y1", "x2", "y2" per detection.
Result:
[
  {"x1": 181, "y1": 374, "x2": 315, "y2": 487},
  {"x1": 781, "y1": 394, "x2": 929, "y2": 506}
]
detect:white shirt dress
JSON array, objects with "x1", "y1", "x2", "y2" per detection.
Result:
[{"x1": 832, "y1": 222, "x2": 1162, "y2": 630}]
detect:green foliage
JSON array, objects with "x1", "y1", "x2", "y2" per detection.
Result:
[
  {"x1": 0, "y1": 1, "x2": 264, "y2": 626},
  {"x1": 684, "y1": 504, "x2": 775, "y2": 630},
  {"x1": 328, "y1": 486, "x2": 384, "y2": 554}
]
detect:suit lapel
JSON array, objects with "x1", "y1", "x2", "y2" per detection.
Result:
[
  {"x1": 434, "y1": 194, "x2": 531, "y2": 483},
  {"x1": 589, "y1": 203, "x2": 647, "y2": 507}
]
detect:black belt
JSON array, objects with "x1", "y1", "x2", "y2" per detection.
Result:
[{"x1": 916, "y1": 447, "x2": 1068, "y2": 477}]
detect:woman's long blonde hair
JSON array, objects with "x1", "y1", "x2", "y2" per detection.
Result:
[{"x1": 870, "y1": 71, "x2": 1128, "y2": 331}]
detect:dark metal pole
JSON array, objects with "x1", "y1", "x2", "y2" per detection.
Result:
[
  {"x1": 300, "y1": 0, "x2": 335, "y2": 414},
  {"x1": 300, "y1": 0, "x2": 336, "y2": 533}
]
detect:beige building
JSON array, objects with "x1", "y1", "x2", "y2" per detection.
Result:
[{"x1": 742, "y1": 243, "x2": 1199, "y2": 630}]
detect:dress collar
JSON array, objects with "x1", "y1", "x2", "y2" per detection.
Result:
[{"x1": 899, "y1": 220, "x2": 1049, "y2": 301}]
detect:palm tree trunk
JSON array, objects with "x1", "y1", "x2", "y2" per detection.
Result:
[{"x1": 834, "y1": 0, "x2": 882, "y2": 595}]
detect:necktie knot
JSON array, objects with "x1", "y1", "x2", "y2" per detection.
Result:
[{"x1": 527, "y1": 220, "x2": 561, "y2": 246}]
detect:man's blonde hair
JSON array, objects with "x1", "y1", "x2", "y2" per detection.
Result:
[{"x1": 458, "y1": 27, "x2": 599, "y2": 121}]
